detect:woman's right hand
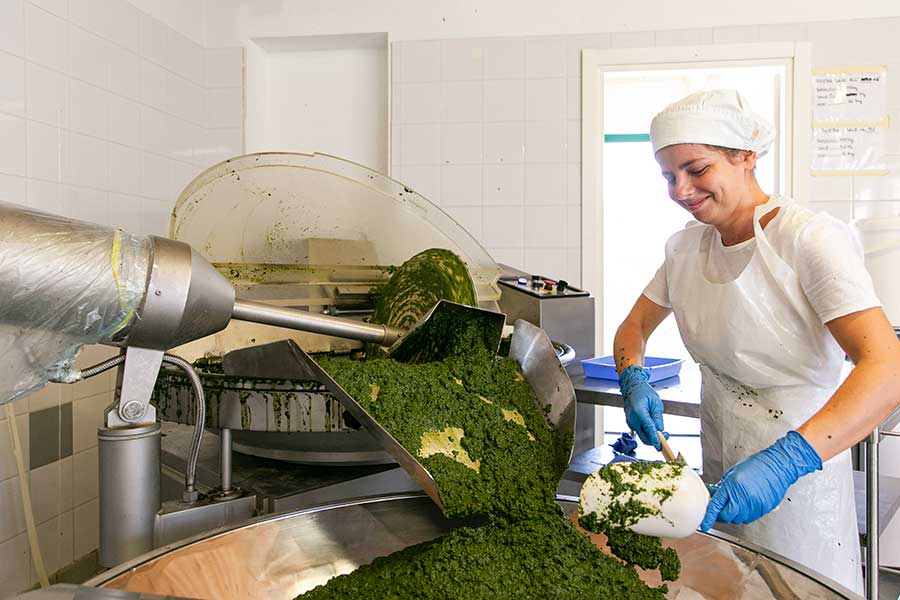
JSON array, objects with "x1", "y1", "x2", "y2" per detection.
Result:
[{"x1": 619, "y1": 365, "x2": 665, "y2": 450}]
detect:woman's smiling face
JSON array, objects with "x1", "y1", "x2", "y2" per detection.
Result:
[{"x1": 655, "y1": 144, "x2": 755, "y2": 226}]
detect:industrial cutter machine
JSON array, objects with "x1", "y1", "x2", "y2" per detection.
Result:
[{"x1": 1, "y1": 148, "x2": 878, "y2": 599}]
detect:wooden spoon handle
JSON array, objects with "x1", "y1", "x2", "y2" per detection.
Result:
[{"x1": 657, "y1": 431, "x2": 677, "y2": 462}]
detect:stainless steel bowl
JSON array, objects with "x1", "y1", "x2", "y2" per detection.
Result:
[{"x1": 89, "y1": 494, "x2": 858, "y2": 600}]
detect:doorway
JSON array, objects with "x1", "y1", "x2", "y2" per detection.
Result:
[
  {"x1": 580, "y1": 42, "x2": 811, "y2": 449},
  {"x1": 602, "y1": 64, "x2": 788, "y2": 361}
]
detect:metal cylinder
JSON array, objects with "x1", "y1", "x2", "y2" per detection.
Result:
[
  {"x1": 220, "y1": 428, "x2": 232, "y2": 493},
  {"x1": 98, "y1": 423, "x2": 161, "y2": 568},
  {"x1": 866, "y1": 428, "x2": 879, "y2": 600},
  {"x1": 232, "y1": 299, "x2": 405, "y2": 345}
]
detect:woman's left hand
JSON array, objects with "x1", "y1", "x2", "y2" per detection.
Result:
[{"x1": 700, "y1": 430, "x2": 822, "y2": 531}]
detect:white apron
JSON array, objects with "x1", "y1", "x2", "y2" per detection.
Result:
[{"x1": 666, "y1": 196, "x2": 863, "y2": 594}]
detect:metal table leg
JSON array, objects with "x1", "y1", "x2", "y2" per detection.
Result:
[{"x1": 867, "y1": 427, "x2": 879, "y2": 600}]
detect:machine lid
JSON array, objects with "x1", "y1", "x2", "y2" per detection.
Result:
[{"x1": 169, "y1": 152, "x2": 500, "y2": 298}]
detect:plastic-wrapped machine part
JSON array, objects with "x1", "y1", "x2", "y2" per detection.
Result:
[{"x1": 0, "y1": 202, "x2": 150, "y2": 404}]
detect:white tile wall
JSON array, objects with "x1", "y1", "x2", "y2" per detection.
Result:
[
  {"x1": 483, "y1": 122, "x2": 524, "y2": 164},
  {"x1": 0, "y1": 51, "x2": 26, "y2": 117},
  {"x1": 0, "y1": 2, "x2": 244, "y2": 590},
  {"x1": 399, "y1": 39, "x2": 440, "y2": 82},
  {"x1": 0, "y1": 402, "x2": 27, "y2": 462},
  {"x1": 0, "y1": 114, "x2": 27, "y2": 176},
  {"x1": 398, "y1": 82, "x2": 442, "y2": 123},
  {"x1": 0, "y1": 534, "x2": 30, "y2": 598},
  {"x1": 27, "y1": 384, "x2": 65, "y2": 413},
  {"x1": 29, "y1": 457, "x2": 73, "y2": 525},
  {"x1": 196, "y1": 127, "x2": 243, "y2": 168},
  {"x1": 72, "y1": 0, "x2": 140, "y2": 53},
  {"x1": 68, "y1": 79, "x2": 109, "y2": 138},
  {"x1": 524, "y1": 205, "x2": 566, "y2": 242},
  {"x1": 400, "y1": 165, "x2": 440, "y2": 204},
  {"x1": 166, "y1": 29, "x2": 202, "y2": 83},
  {"x1": 483, "y1": 206, "x2": 523, "y2": 248},
  {"x1": 483, "y1": 79, "x2": 524, "y2": 122},
  {"x1": 483, "y1": 164, "x2": 523, "y2": 206},
  {"x1": 34, "y1": 511, "x2": 73, "y2": 577},
  {"x1": 523, "y1": 247, "x2": 567, "y2": 279},
  {"x1": 392, "y1": 17, "x2": 900, "y2": 282},
  {"x1": 139, "y1": 12, "x2": 166, "y2": 66},
  {"x1": 26, "y1": 4, "x2": 68, "y2": 72},
  {"x1": 524, "y1": 121, "x2": 566, "y2": 163},
  {"x1": 0, "y1": 173, "x2": 28, "y2": 205},
  {"x1": 0, "y1": 476, "x2": 27, "y2": 546},
  {"x1": 610, "y1": 31, "x2": 655, "y2": 49},
  {"x1": 525, "y1": 78, "x2": 565, "y2": 122},
  {"x1": 204, "y1": 87, "x2": 243, "y2": 129},
  {"x1": 440, "y1": 165, "x2": 482, "y2": 206},
  {"x1": 446, "y1": 205, "x2": 483, "y2": 240},
  {"x1": 29, "y1": 0, "x2": 66, "y2": 19},
  {"x1": 107, "y1": 48, "x2": 141, "y2": 101},
  {"x1": 653, "y1": 28, "x2": 714, "y2": 47},
  {"x1": 204, "y1": 47, "x2": 243, "y2": 88},
  {"x1": 72, "y1": 447, "x2": 98, "y2": 507},
  {"x1": 73, "y1": 498, "x2": 99, "y2": 559},
  {"x1": 68, "y1": 25, "x2": 110, "y2": 88},
  {"x1": 524, "y1": 163, "x2": 566, "y2": 206},
  {"x1": 440, "y1": 39, "x2": 482, "y2": 81},
  {"x1": 441, "y1": 81, "x2": 482, "y2": 123},
  {"x1": 140, "y1": 59, "x2": 167, "y2": 110},
  {"x1": 482, "y1": 38, "x2": 525, "y2": 80},
  {"x1": 440, "y1": 122, "x2": 482, "y2": 164},
  {"x1": 26, "y1": 120, "x2": 61, "y2": 181},
  {"x1": 566, "y1": 205, "x2": 581, "y2": 249},
  {"x1": 565, "y1": 34, "x2": 610, "y2": 75},
  {"x1": 108, "y1": 93, "x2": 142, "y2": 147},
  {"x1": 400, "y1": 123, "x2": 440, "y2": 165},
  {"x1": 0, "y1": 1, "x2": 26, "y2": 58},
  {"x1": 525, "y1": 37, "x2": 566, "y2": 79},
  {"x1": 27, "y1": 179, "x2": 63, "y2": 214},
  {"x1": 712, "y1": 25, "x2": 760, "y2": 44},
  {"x1": 28, "y1": 62, "x2": 68, "y2": 126}
]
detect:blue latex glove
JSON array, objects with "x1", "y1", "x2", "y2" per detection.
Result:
[
  {"x1": 619, "y1": 365, "x2": 665, "y2": 450},
  {"x1": 610, "y1": 431, "x2": 638, "y2": 456},
  {"x1": 700, "y1": 430, "x2": 822, "y2": 531}
]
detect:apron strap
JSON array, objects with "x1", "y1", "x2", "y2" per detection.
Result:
[
  {"x1": 751, "y1": 194, "x2": 829, "y2": 343},
  {"x1": 752, "y1": 195, "x2": 794, "y2": 283}
]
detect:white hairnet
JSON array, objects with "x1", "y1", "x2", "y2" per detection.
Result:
[{"x1": 650, "y1": 89, "x2": 775, "y2": 157}]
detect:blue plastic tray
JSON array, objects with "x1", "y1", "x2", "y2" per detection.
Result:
[{"x1": 581, "y1": 356, "x2": 684, "y2": 383}]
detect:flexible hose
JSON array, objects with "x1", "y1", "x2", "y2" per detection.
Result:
[
  {"x1": 160, "y1": 354, "x2": 205, "y2": 497},
  {"x1": 78, "y1": 354, "x2": 126, "y2": 378},
  {"x1": 67, "y1": 351, "x2": 205, "y2": 500}
]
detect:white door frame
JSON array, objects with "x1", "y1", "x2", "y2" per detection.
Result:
[{"x1": 580, "y1": 42, "x2": 812, "y2": 354}]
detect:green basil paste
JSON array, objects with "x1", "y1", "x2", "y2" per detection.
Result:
[{"x1": 300, "y1": 322, "x2": 678, "y2": 598}]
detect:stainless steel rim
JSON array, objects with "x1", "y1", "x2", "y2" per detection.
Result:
[{"x1": 87, "y1": 491, "x2": 859, "y2": 598}]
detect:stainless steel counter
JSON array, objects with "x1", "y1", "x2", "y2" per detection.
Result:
[{"x1": 572, "y1": 363, "x2": 702, "y2": 418}]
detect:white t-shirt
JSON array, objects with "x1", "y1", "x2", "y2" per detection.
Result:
[{"x1": 643, "y1": 199, "x2": 881, "y2": 325}]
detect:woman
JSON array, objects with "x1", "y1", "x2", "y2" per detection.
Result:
[{"x1": 614, "y1": 89, "x2": 900, "y2": 593}]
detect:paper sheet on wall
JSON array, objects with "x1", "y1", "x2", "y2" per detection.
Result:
[
  {"x1": 813, "y1": 67, "x2": 888, "y2": 124},
  {"x1": 811, "y1": 66, "x2": 890, "y2": 176},
  {"x1": 812, "y1": 125, "x2": 887, "y2": 174}
]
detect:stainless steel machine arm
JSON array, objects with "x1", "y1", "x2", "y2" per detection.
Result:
[
  {"x1": 232, "y1": 299, "x2": 405, "y2": 346},
  {"x1": 0, "y1": 202, "x2": 407, "y2": 420}
]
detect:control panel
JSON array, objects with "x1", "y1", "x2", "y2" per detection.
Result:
[{"x1": 498, "y1": 275, "x2": 590, "y2": 299}]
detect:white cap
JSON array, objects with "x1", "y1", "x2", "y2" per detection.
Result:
[{"x1": 649, "y1": 89, "x2": 774, "y2": 157}]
